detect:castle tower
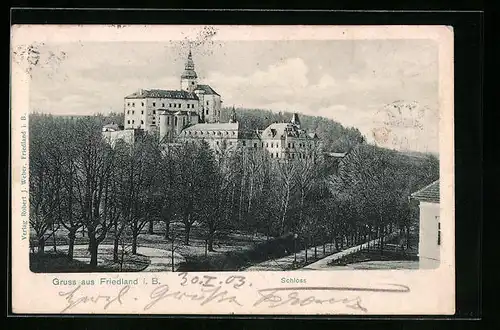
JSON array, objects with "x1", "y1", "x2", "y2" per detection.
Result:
[
  {"x1": 180, "y1": 48, "x2": 198, "y2": 93},
  {"x1": 291, "y1": 113, "x2": 301, "y2": 128}
]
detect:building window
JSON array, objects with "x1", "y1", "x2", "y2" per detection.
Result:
[
  {"x1": 132, "y1": 120, "x2": 135, "y2": 124},
  {"x1": 254, "y1": 143, "x2": 257, "y2": 148},
  {"x1": 288, "y1": 143, "x2": 291, "y2": 148},
  {"x1": 271, "y1": 143, "x2": 274, "y2": 148},
  {"x1": 270, "y1": 153, "x2": 273, "y2": 158},
  {"x1": 162, "y1": 103, "x2": 165, "y2": 107},
  {"x1": 169, "y1": 103, "x2": 172, "y2": 107},
  {"x1": 127, "y1": 110, "x2": 130, "y2": 114},
  {"x1": 262, "y1": 143, "x2": 264, "y2": 147},
  {"x1": 437, "y1": 219, "x2": 441, "y2": 245},
  {"x1": 141, "y1": 110, "x2": 144, "y2": 114},
  {"x1": 153, "y1": 102, "x2": 156, "y2": 106},
  {"x1": 132, "y1": 103, "x2": 135, "y2": 107},
  {"x1": 216, "y1": 141, "x2": 219, "y2": 146},
  {"x1": 127, "y1": 103, "x2": 130, "y2": 106},
  {"x1": 266, "y1": 143, "x2": 268, "y2": 147},
  {"x1": 276, "y1": 153, "x2": 278, "y2": 158},
  {"x1": 242, "y1": 141, "x2": 246, "y2": 146},
  {"x1": 132, "y1": 110, "x2": 135, "y2": 114},
  {"x1": 153, "y1": 110, "x2": 156, "y2": 114},
  {"x1": 292, "y1": 143, "x2": 295, "y2": 148},
  {"x1": 141, "y1": 120, "x2": 144, "y2": 124},
  {"x1": 178, "y1": 103, "x2": 181, "y2": 108},
  {"x1": 229, "y1": 142, "x2": 233, "y2": 145},
  {"x1": 167, "y1": 117, "x2": 170, "y2": 125},
  {"x1": 141, "y1": 102, "x2": 144, "y2": 106},
  {"x1": 152, "y1": 121, "x2": 156, "y2": 125},
  {"x1": 206, "y1": 109, "x2": 209, "y2": 115},
  {"x1": 206, "y1": 101, "x2": 209, "y2": 105},
  {"x1": 175, "y1": 117, "x2": 178, "y2": 125},
  {"x1": 127, "y1": 120, "x2": 130, "y2": 124}
]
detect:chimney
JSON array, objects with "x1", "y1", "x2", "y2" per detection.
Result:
[{"x1": 139, "y1": 88, "x2": 144, "y2": 96}]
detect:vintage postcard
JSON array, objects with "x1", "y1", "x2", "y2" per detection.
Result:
[{"x1": 10, "y1": 24, "x2": 455, "y2": 315}]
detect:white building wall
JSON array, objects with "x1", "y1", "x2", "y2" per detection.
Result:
[{"x1": 418, "y1": 201, "x2": 441, "y2": 269}]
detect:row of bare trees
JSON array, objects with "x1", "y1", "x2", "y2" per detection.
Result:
[{"x1": 29, "y1": 113, "x2": 439, "y2": 269}]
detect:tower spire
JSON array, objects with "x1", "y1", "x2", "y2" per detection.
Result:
[{"x1": 180, "y1": 46, "x2": 198, "y2": 92}]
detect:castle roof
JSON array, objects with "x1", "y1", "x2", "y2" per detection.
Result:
[
  {"x1": 410, "y1": 180, "x2": 440, "y2": 203},
  {"x1": 183, "y1": 122, "x2": 239, "y2": 131},
  {"x1": 260, "y1": 122, "x2": 313, "y2": 139},
  {"x1": 195, "y1": 84, "x2": 220, "y2": 96},
  {"x1": 125, "y1": 89, "x2": 199, "y2": 100}
]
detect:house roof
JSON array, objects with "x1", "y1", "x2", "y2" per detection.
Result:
[
  {"x1": 195, "y1": 84, "x2": 220, "y2": 96},
  {"x1": 125, "y1": 89, "x2": 199, "y2": 100},
  {"x1": 261, "y1": 122, "x2": 315, "y2": 140},
  {"x1": 411, "y1": 180, "x2": 440, "y2": 203}
]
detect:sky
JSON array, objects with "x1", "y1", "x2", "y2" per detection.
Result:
[{"x1": 28, "y1": 39, "x2": 439, "y2": 153}]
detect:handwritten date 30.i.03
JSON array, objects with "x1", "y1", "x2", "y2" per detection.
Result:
[{"x1": 57, "y1": 273, "x2": 410, "y2": 313}]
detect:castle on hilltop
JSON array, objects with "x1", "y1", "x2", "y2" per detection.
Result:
[{"x1": 103, "y1": 49, "x2": 322, "y2": 160}]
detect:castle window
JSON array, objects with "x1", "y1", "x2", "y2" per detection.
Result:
[
  {"x1": 254, "y1": 143, "x2": 257, "y2": 148},
  {"x1": 232, "y1": 132, "x2": 235, "y2": 135},
  {"x1": 262, "y1": 143, "x2": 264, "y2": 147},
  {"x1": 152, "y1": 121, "x2": 156, "y2": 125},
  {"x1": 178, "y1": 103, "x2": 181, "y2": 108},
  {"x1": 292, "y1": 143, "x2": 295, "y2": 148},
  {"x1": 132, "y1": 111, "x2": 135, "y2": 114},
  {"x1": 141, "y1": 120, "x2": 144, "y2": 124},
  {"x1": 142, "y1": 102, "x2": 144, "y2": 106},
  {"x1": 169, "y1": 103, "x2": 172, "y2": 107},
  {"x1": 153, "y1": 102, "x2": 156, "y2": 106},
  {"x1": 187, "y1": 104, "x2": 190, "y2": 109},
  {"x1": 141, "y1": 110, "x2": 144, "y2": 114},
  {"x1": 162, "y1": 103, "x2": 165, "y2": 107},
  {"x1": 132, "y1": 103, "x2": 135, "y2": 107},
  {"x1": 276, "y1": 153, "x2": 278, "y2": 158},
  {"x1": 206, "y1": 109, "x2": 209, "y2": 115},
  {"x1": 167, "y1": 117, "x2": 170, "y2": 125},
  {"x1": 288, "y1": 143, "x2": 291, "y2": 148},
  {"x1": 192, "y1": 81, "x2": 195, "y2": 85},
  {"x1": 229, "y1": 142, "x2": 233, "y2": 145},
  {"x1": 127, "y1": 110, "x2": 130, "y2": 114},
  {"x1": 173, "y1": 104, "x2": 176, "y2": 108},
  {"x1": 153, "y1": 110, "x2": 156, "y2": 114},
  {"x1": 242, "y1": 141, "x2": 246, "y2": 146},
  {"x1": 132, "y1": 120, "x2": 135, "y2": 124},
  {"x1": 270, "y1": 153, "x2": 273, "y2": 158},
  {"x1": 206, "y1": 101, "x2": 209, "y2": 105},
  {"x1": 271, "y1": 143, "x2": 274, "y2": 148},
  {"x1": 127, "y1": 120, "x2": 130, "y2": 124},
  {"x1": 175, "y1": 117, "x2": 178, "y2": 125},
  {"x1": 266, "y1": 143, "x2": 268, "y2": 147}
]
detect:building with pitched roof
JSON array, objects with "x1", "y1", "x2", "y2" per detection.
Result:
[
  {"x1": 123, "y1": 49, "x2": 222, "y2": 132},
  {"x1": 105, "y1": 50, "x2": 321, "y2": 160},
  {"x1": 411, "y1": 179, "x2": 440, "y2": 269}
]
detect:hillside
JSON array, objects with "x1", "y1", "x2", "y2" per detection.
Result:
[{"x1": 220, "y1": 107, "x2": 363, "y2": 152}]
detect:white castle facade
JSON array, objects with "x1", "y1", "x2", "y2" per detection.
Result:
[{"x1": 103, "y1": 50, "x2": 322, "y2": 160}]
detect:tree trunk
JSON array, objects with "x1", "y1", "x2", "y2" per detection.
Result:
[
  {"x1": 89, "y1": 234, "x2": 98, "y2": 268},
  {"x1": 37, "y1": 237, "x2": 45, "y2": 256},
  {"x1": 164, "y1": 220, "x2": 170, "y2": 239},
  {"x1": 148, "y1": 220, "x2": 154, "y2": 234},
  {"x1": 52, "y1": 224, "x2": 57, "y2": 252},
  {"x1": 67, "y1": 229, "x2": 76, "y2": 260},
  {"x1": 113, "y1": 236, "x2": 119, "y2": 263},
  {"x1": 132, "y1": 234, "x2": 138, "y2": 255},
  {"x1": 184, "y1": 222, "x2": 191, "y2": 245}
]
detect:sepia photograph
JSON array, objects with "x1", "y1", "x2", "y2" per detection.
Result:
[
  {"x1": 21, "y1": 33, "x2": 441, "y2": 273},
  {"x1": 11, "y1": 24, "x2": 455, "y2": 315}
]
